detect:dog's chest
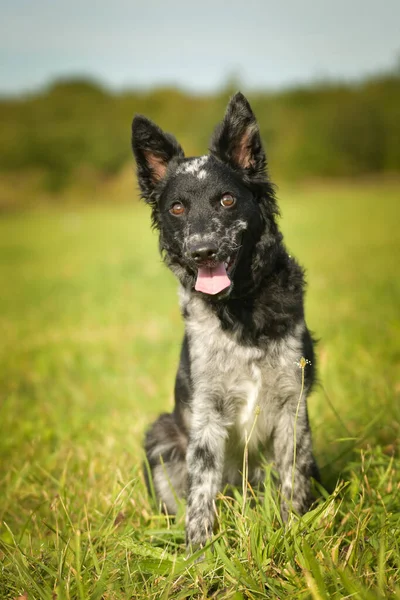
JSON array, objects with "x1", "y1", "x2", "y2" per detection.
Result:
[
  {"x1": 182, "y1": 292, "x2": 304, "y2": 447},
  {"x1": 183, "y1": 295, "x2": 270, "y2": 438}
]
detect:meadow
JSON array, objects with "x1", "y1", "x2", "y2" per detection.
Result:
[{"x1": 0, "y1": 179, "x2": 399, "y2": 599}]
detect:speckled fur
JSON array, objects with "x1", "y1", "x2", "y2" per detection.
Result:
[{"x1": 132, "y1": 92, "x2": 319, "y2": 550}]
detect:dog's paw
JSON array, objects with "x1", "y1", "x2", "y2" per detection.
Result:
[{"x1": 185, "y1": 518, "x2": 212, "y2": 556}]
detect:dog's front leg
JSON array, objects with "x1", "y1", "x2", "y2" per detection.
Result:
[
  {"x1": 185, "y1": 402, "x2": 227, "y2": 551},
  {"x1": 273, "y1": 403, "x2": 318, "y2": 521}
]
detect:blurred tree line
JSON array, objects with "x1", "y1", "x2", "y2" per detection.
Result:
[{"x1": 0, "y1": 71, "x2": 399, "y2": 193}]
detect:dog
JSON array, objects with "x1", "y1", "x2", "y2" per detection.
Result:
[{"x1": 131, "y1": 92, "x2": 319, "y2": 550}]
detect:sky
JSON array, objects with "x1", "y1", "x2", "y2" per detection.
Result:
[{"x1": 1, "y1": 0, "x2": 400, "y2": 95}]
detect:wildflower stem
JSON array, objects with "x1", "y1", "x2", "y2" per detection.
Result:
[
  {"x1": 242, "y1": 405, "x2": 260, "y2": 516},
  {"x1": 291, "y1": 358, "x2": 306, "y2": 510}
]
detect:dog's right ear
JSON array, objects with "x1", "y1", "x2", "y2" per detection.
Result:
[{"x1": 131, "y1": 115, "x2": 184, "y2": 201}]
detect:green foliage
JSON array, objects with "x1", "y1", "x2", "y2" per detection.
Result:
[
  {"x1": 1, "y1": 73, "x2": 400, "y2": 193},
  {"x1": 0, "y1": 182, "x2": 399, "y2": 597}
]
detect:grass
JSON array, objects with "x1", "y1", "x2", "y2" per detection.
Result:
[{"x1": 0, "y1": 179, "x2": 399, "y2": 599}]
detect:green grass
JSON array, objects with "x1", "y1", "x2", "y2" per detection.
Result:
[{"x1": 0, "y1": 181, "x2": 399, "y2": 599}]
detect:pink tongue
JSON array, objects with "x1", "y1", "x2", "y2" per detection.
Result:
[{"x1": 195, "y1": 262, "x2": 231, "y2": 295}]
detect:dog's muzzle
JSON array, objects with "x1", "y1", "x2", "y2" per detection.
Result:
[{"x1": 185, "y1": 240, "x2": 233, "y2": 296}]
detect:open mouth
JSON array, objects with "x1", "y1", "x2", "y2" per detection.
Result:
[{"x1": 194, "y1": 254, "x2": 237, "y2": 296}]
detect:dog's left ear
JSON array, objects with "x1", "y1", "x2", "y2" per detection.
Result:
[
  {"x1": 209, "y1": 92, "x2": 266, "y2": 179},
  {"x1": 132, "y1": 115, "x2": 185, "y2": 201}
]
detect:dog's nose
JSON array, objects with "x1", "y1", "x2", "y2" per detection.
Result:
[{"x1": 189, "y1": 243, "x2": 218, "y2": 263}]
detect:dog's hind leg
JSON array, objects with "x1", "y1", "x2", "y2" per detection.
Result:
[{"x1": 144, "y1": 413, "x2": 188, "y2": 514}]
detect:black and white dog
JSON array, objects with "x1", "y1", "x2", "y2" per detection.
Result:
[{"x1": 131, "y1": 93, "x2": 319, "y2": 550}]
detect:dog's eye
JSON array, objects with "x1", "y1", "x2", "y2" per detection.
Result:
[
  {"x1": 220, "y1": 194, "x2": 236, "y2": 208},
  {"x1": 169, "y1": 202, "x2": 185, "y2": 216}
]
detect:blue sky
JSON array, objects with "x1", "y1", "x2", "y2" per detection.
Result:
[{"x1": 1, "y1": 0, "x2": 400, "y2": 95}]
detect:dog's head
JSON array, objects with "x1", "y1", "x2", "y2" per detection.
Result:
[{"x1": 131, "y1": 92, "x2": 280, "y2": 299}]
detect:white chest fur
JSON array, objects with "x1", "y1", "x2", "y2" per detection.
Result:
[
  {"x1": 180, "y1": 290, "x2": 304, "y2": 452},
  {"x1": 181, "y1": 294, "x2": 300, "y2": 445},
  {"x1": 236, "y1": 363, "x2": 263, "y2": 430}
]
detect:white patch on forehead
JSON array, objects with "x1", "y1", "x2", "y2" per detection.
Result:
[{"x1": 176, "y1": 156, "x2": 209, "y2": 179}]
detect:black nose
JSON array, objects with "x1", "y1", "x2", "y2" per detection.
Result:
[{"x1": 189, "y1": 243, "x2": 218, "y2": 263}]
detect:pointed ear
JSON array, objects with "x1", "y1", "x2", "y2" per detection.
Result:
[
  {"x1": 131, "y1": 115, "x2": 184, "y2": 201},
  {"x1": 209, "y1": 92, "x2": 266, "y2": 178}
]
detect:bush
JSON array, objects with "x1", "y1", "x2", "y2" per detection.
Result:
[{"x1": 0, "y1": 73, "x2": 399, "y2": 192}]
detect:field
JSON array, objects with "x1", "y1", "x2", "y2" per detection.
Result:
[{"x1": 0, "y1": 180, "x2": 399, "y2": 599}]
